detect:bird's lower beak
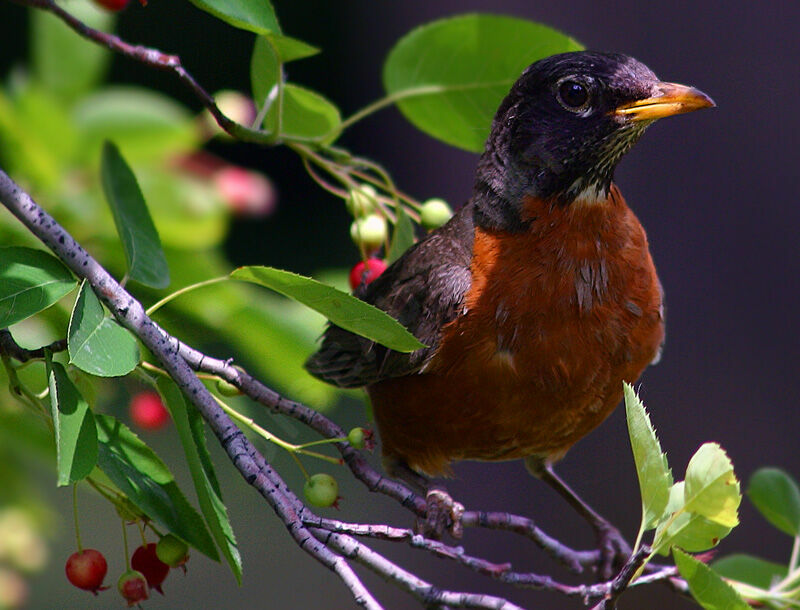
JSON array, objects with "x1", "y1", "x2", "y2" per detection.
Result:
[{"x1": 614, "y1": 82, "x2": 715, "y2": 121}]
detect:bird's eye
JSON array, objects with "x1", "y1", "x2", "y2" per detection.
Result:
[{"x1": 557, "y1": 79, "x2": 590, "y2": 111}]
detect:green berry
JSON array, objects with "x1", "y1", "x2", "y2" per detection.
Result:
[
  {"x1": 216, "y1": 378, "x2": 241, "y2": 397},
  {"x1": 347, "y1": 427, "x2": 366, "y2": 449},
  {"x1": 156, "y1": 535, "x2": 189, "y2": 568},
  {"x1": 345, "y1": 185, "x2": 377, "y2": 218},
  {"x1": 419, "y1": 198, "x2": 452, "y2": 230},
  {"x1": 303, "y1": 473, "x2": 339, "y2": 508},
  {"x1": 350, "y1": 214, "x2": 387, "y2": 253}
]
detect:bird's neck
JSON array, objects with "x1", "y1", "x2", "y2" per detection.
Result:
[{"x1": 470, "y1": 138, "x2": 618, "y2": 233}]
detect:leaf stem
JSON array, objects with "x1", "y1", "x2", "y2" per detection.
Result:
[
  {"x1": 72, "y1": 484, "x2": 83, "y2": 552},
  {"x1": 330, "y1": 85, "x2": 448, "y2": 138},
  {"x1": 121, "y1": 518, "x2": 131, "y2": 571},
  {"x1": 790, "y1": 535, "x2": 800, "y2": 573},
  {"x1": 212, "y1": 395, "x2": 342, "y2": 465},
  {"x1": 145, "y1": 276, "x2": 230, "y2": 316}
]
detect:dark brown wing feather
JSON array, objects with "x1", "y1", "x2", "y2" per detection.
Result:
[{"x1": 305, "y1": 203, "x2": 475, "y2": 388}]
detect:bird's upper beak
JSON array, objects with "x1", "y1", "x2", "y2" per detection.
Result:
[{"x1": 614, "y1": 82, "x2": 715, "y2": 121}]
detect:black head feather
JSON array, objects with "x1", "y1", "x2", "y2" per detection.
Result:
[{"x1": 473, "y1": 51, "x2": 665, "y2": 231}]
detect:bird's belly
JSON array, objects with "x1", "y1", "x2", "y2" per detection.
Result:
[{"x1": 368, "y1": 305, "x2": 662, "y2": 476}]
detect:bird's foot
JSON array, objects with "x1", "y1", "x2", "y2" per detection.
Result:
[
  {"x1": 415, "y1": 488, "x2": 465, "y2": 539},
  {"x1": 594, "y1": 521, "x2": 631, "y2": 581}
]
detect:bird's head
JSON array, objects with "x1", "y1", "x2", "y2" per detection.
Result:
[{"x1": 474, "y1": 51, "x2": 714, "y2": 230}]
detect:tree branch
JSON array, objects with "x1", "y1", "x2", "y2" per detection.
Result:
[{"x1": 0, "y1": 167, "x2": 381, "y2": 609}]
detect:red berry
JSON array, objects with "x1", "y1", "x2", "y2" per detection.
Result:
[
  {"x1": 129, "y1": 392, "x2": 170, "y2": 431},
  {"x1": 349, "y1": 258, "x2": 387, "y2": 291},
  {"x1": 131, "y1": 543, "x2": 169, "y2": 594},
  {"x1": 118, "y1": 569, "x2": 148, "y2": 606},
  {"x1": 93, "y1": 0, "x2": 130, "y2": 10},
  {"x1": 65, "y1": 549, "x2": 108, "y2": 594}
]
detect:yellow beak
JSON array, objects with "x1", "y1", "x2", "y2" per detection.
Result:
[{"x1": 614, "y1": 82, "x2": 715, "y2": 121}]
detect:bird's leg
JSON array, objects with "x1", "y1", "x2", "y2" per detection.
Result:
[
  {"x1": 386, "y1": 459, "x2": 464, "y2": 539},
  {"x1": 525, "y1": 457, "x2": 630, "y2": 579}
]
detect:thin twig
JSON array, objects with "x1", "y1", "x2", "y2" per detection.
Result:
[{"x1": 0, "y1": 329, "x2": 67, "y2": 362}]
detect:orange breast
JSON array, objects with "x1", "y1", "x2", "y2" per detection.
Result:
[{"x1": 368, "y1": 185, "x2": 664, "y2": 476}]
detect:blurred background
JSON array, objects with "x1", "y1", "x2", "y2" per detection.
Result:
[{"x1": 0, "y1": 1, "x2": 798, "y2": 608}]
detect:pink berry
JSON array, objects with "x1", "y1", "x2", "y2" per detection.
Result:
[
  {"x1": 213, "y1": 166, "x2": 275, "y2": 217},
  {"x1": 129, "y1": 392, "x2": 170, "y2": 431},
  {"x1": 349, "y1": 259, "x2": 387, "y2": 291},
  {"x1": 118, "y1": 569, "x2": 148, "y2": 606},
  {"x1": 65, "y1": 549, "x2": 108, "y2": 594}
]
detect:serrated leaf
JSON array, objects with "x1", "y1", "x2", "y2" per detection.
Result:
[
  {"x1": 654, "y1": 482, "x2": 733, "y2": 555},
  {"x1": 624, "y1": 383, "x2": 672, "y2": 530},
  {"x1": 31, "y1": 0, "x2": 113, "y2": 105},
  {"x1": 673, "y1": 549, "x2": 751, "y2": 610},
  {"x1": 68, "y1": 280, "x2": 140, "y2": 377},
  {"x1": 47, "y1": 360, "x2": 97, "y2": 486},
  {"x1": 746, "y1": 467, "x2": 800, "y2": 536},
  {"x1": 95, "y1": 414, "x2": 218, "y2": 560},
  {"x1": 187, "y1": 0, "x2": 280, "y2": 35},
  {"x1": 231, "y1": 266, "x2": 424, "y2": 353},
  {"x1": 0, "y1": 247, "x2": 76, "y2": 327},
  {"x1": 712, "y1": 554, "x2": 787, "y2": 590},
  {"x1": 157, "y1": 379, "x2": 242, "y2": 583},
  {"x1": 388, "y1": 206, "x2": 416, "y2": 263},
  {"x1": 263, "y1": 84, "x2": 341, "y2": 142},
  {"x1": 383, "y1": 14, "x2": 583, "y2": 152},
  {"x1": 101, "y1": 141, "x2": 170, "y2": 288},
  {"x1": 684, "y1": 443, "x2": 741, "y2": 528}
]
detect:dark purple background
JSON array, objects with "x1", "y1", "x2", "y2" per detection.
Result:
[{"x1": 2, "y1": 1, "x2": 799, "y2": 608}]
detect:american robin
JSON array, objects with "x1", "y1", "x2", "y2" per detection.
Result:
[{"x1": 306, "y1": 51, "x2": 714, "y2": 572}]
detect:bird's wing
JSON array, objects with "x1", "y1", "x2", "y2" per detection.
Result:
[{"x1": 305, "y1": 204, "x2": 474, "y2": 388}]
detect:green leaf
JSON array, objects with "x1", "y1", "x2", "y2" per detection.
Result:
[
  {"x1": 68, "y1": 281, "x2": 140, "y2": 377},
  {"x1": 654, "y1": 482, "x2": 732, "y2": 555},
  {"x1": 624, "y1": 383, "x2": 672, "y2": 530},
  {"x1": 250, "y1": 36, "x2": 280, "y2": 108},
  {"x1": 157, "y1": 379, "x2": 242, "y2": 583},
  {"x1": 74, "y1": 87, "x2": 197, "y2": 163},
  {"x1": 388, "y1": 206, "x2": 416, "y2": 263},
  {"x1": 187, "y1": 0, "x2": 281, "y2": 35},
  {"x1": 0, "y1": 247, "x2": 76, "y2": 328},
  {"x1": 95, "y1": 414, "x2": 218, "y2": 560},
  {"x1": 684, "y1": 443, "x2": 741, "y2": 528},
  {"x1": 47, "y1": 360, "x2": 98, "y2": 486},
  {"x1": 100, "y1": 141, "x2": 170, "y2": 288},
  {"x1": 673, "y1": 549, "x2": 751, "y2": 610},
  {"x1": 264, "y1": 84, "x2": 341, "y2": 142},
  {"x1": 383, "y1": 14, "x2": 583, "y2": 152},
  {"x1": 31, "y1": 0, "x2": 113, "y2": 105},
  {"x1": 231, "y1": 266, "x2": 424, "y2": 352},
  {"x1": 266, "y1": 34, "x2": 319, "y2": 63},
  {"x1": 712, "y1": 554, "x2": 787, "y2": 590},
  {"x1": 747, "y1": 467, "x2": 800, "y2": 536}
]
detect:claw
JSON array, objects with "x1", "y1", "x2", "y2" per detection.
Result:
[{"x1": 416, "y1": 489, "x2": 465, "y2": 539}]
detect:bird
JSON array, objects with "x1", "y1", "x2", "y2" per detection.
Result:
[{"x1": 306, "y1": 51, "x2": 714, "y2": 574}]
